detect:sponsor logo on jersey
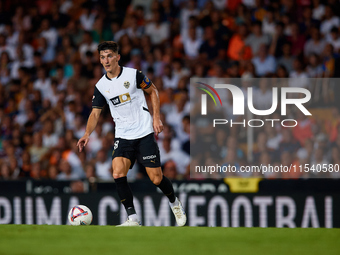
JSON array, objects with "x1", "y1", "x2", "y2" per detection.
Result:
[
  {"x1": 124, "y1": 81, "x2": 130, "y2": 89},
  {"x1": 143, "y1": 155, "x2": 156, "y2": 160},
  {"x1": 110, "y1": 93, "x2": 131, "y2": 106}
]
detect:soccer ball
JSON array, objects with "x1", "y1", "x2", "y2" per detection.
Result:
[{"x1": 68, "y1": 205, "x2": 93, "y2": 225}]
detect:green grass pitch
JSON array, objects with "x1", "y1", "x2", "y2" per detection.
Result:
[{"x1": 0, "y1": 225, "x2": 339, "y2": 255}]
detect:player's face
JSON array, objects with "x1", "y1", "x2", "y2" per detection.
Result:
[{"x1": 100, "y1": 50, "x2": 120, "y2": 73}]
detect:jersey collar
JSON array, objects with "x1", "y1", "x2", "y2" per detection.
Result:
[{"x1": 105, "y1": 66, "x2": 123, "y2": 81}]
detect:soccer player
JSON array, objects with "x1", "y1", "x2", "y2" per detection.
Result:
[{"x1": 77, "y1": 41, "x2": 186, "y2": 227}]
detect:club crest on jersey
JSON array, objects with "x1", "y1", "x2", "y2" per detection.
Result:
[
  {"x1": 124, "y1": 81, "x2": 130, "y2": 89},
  {"x1": 110, "y1": 93, "x2": 131, "y2": 106}
]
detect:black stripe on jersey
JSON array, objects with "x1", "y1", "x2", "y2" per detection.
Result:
[
  {"x1": 105, "y1": 73, "x2": 111, "y2": 81},
  {"x1": 136, "y1": 70, "x2": 144, "y2": 89},
  {"x1": 92, "y1": 86, "x2": 106, "y2": 108},
  {"x1": 142, "y1": 107, "x2": 150, "y2": 112},
  {"x1": 117, "y1": 66, "x2": 123, "y2": 78}
]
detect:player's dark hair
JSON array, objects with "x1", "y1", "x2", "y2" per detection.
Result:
[{"x1": 97, "y1": 41, "x2": 119, "y2": 54}]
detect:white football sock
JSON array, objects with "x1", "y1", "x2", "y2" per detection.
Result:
[
  {"x1": 128, "y1": 214, "x2": 138, "y2": 221},
  {"x1": 170, "y1": 197, "x2": 179, "y2": 208}
]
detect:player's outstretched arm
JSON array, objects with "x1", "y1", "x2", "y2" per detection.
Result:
[
  {"x1": 144, "y1": 83, "x2": 163, "y2": 136},
  {"x1": 77, "y1": 108, "x2": 102, "y2": 152}
]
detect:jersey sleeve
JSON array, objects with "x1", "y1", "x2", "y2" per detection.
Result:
[
  {"x1": 92, "y1": 86, "x2": 106, "y2": 109},
  {"x1": 136, "y1": 70, "x2": 152, "y2": 90}
]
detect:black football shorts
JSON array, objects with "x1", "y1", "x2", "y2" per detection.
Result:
[{"x1": 112, "y1": 133, "x2": 161, "y2": 168}]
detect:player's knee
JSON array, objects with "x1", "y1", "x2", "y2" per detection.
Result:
[
  {"x1": 112, "y1": 158, "x2": 130, "y2": 179},
  {"x1": 151, "y1": 174, "x2": 163, "y2": 186},
  {"x1": 113, "y1": 173, "x2": 126, "y2": 179},
  {"x1": 112, "y1": 169, "x2": 126, "y2": 179}
]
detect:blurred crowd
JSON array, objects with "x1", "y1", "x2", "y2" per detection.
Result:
[{"x1": 0, "y1": 0, "x2": 339, "y2": 182}]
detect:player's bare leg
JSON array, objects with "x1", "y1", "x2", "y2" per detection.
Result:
[
  {"x1": 113, "y1": 157, "x2": 141, "y2": 227},
  {"x1": 146, "y1": 167, "x2": 187, "y2": 226}
]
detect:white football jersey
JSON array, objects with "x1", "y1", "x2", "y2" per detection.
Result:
[{"x1": 92, "y1": 67, "x2": 153, "y2": 139}]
